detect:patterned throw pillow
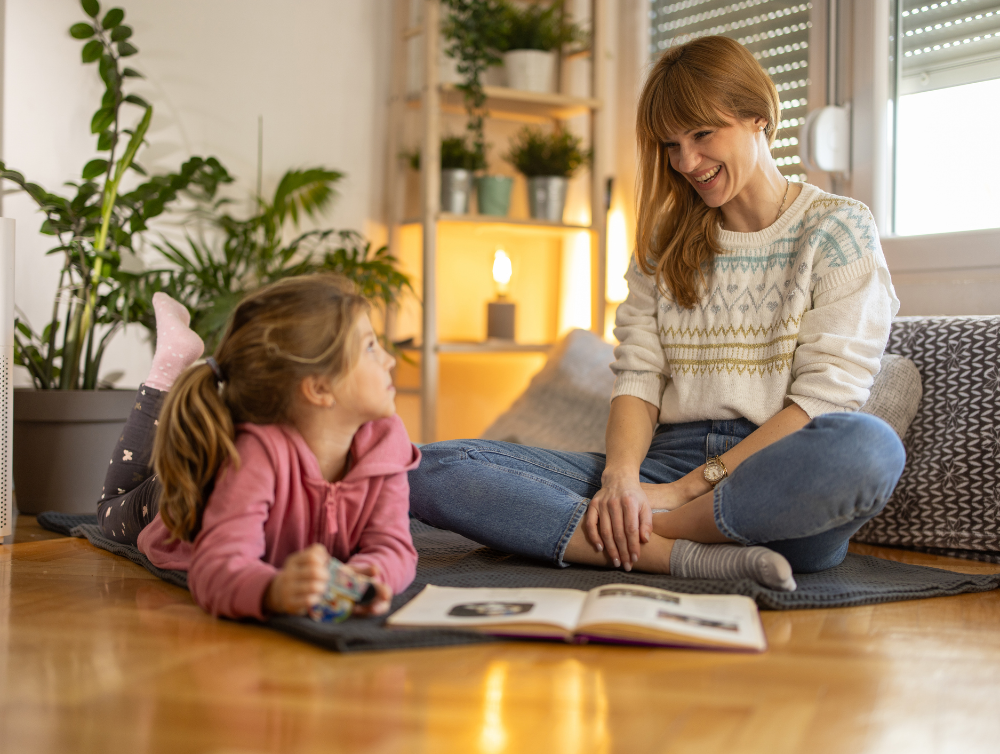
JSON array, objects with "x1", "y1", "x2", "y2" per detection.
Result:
[{"x1": 854, "y1": 316, "x2": 1000, "y2": 563}]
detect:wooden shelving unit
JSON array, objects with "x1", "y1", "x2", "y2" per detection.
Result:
[{"x1": 385, "y1": 0, "x2": 607, "y2": 443}]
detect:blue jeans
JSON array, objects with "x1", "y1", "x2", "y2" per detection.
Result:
[{"x1": 408, "y1": 412, "x2": 906, "y2": 573}]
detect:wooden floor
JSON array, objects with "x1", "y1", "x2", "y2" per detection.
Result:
[{"x1": 2, "y1": 516, "x2": 999, "y2": 754}]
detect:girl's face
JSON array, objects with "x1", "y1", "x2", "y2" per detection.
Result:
[
  {"x1": 334, "y1": 313, "x2": 397, "y2": 422},
  {"x1": 662, "y1": 114, "x2": 770, "y2": 209}
]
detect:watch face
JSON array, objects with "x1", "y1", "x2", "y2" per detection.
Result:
[{"x1": 705, "y1": 461, "x2": 725, "y2": 483}]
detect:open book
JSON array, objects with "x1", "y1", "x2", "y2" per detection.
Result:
[{"x1": 388, "y1": 584, "x2": 766, "y2": 651}]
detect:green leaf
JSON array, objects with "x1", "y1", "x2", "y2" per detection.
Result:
[
  {"x1": 124, "y1": 94, "x2": 149, "y2": 108},
  {"x1": 70, "y1": 22, "x2": 95, "y2": 39},
  {"x1": 122, "y1": 67, "x2": 143, "y2": 78},
  {"x1": 81, "y1": 0, "x2": 99, "y2": 19},
  {"x1": 81, "y1": 39, "x2": 103, "y2": 63},
  {"x1": 128, "y1": 162, "x2": 147, "y2": 176},
  {"x1": 82, "y1": 159, "x2": 109, "y2": 180},
  {"x1": 110, "y1": 25, "x2": 132, "y2": 41},
  {"x1": 99, "y1": 53, "x2": 116, "y2": 84},
  {"x1": 101, "y1": 8, "x2": 124, "y2": 29},
  {"x1": 97, "y1": 130, "x2": 115, "y2": 150},
  {"x1": 117, "y1": 41, "x2": 138, "y2": 57},
  {"x1": 90, "y1": 107, "x2": 115, "y2": 134}
]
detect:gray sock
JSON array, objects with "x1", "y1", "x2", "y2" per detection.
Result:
[{"x1": 669, "y1": 540, "x2": 797, "y2": 592}]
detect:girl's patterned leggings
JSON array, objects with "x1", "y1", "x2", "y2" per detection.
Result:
[{"x1": 95, "y1": 385, "x2": 164, "y2": 545}]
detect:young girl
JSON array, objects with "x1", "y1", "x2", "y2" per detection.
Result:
[{"x1": 96, "y1": 274, "x2": 419, "y2": 619}]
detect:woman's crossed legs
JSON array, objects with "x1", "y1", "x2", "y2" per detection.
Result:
[{"x1": 409, "y1": 413, "x2": 905, "y2": 586}]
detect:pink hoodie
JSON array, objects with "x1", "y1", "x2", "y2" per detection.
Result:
[{"x1": 137, "y1": 414, "x2": 421, "y2": 620}]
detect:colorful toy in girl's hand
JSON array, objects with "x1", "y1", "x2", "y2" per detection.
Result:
[{"x1": 308, "y1": 558, "x2": 377, "y2": 623}]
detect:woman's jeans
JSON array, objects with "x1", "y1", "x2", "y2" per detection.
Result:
[{"x1": 408, "y1": 412, "x2": 906, "y2": 573}]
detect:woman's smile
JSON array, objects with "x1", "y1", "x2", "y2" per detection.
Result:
[{"x1": 691, "y1": 164, "x2": 723, "y2": 190}]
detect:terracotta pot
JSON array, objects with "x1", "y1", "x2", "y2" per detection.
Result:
[{"x1": 13, "y1": 389, "x2": 136, "y2": 514}]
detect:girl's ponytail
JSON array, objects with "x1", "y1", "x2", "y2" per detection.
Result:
[{"x1": 153, "y1": 362, "x2": 239, "y2": 541}]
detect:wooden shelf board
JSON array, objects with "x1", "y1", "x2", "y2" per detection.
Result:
[
  {"x1": 401, "y1": 214, "x2": 593, "y2": 235},
  {"x1": 407, "y1": 85, "x2": 600, "y2": 122},
  {"x1": 400, "y1": 341, "x2": 553, "y2": 354}
]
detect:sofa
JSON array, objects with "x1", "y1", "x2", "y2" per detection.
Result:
[{"x1": 481, "y1": 316, "x2": 1000, "y2": 564}]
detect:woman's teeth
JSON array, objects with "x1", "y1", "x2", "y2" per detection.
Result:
[{"x1": 695, "y1": 166, "x2": 721, "y2": 183}]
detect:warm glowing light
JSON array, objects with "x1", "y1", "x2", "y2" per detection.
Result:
[
  {"x1": 492, "y1": 249, "x2": 512, "y2": 296},
  {"x1": 558, "y1": 232, "x2": 591, "y2": 335},
  {"x1": 478, "y1": 661, "x2": 508, "y2": 754},
  {"x1": 606, "y1": 209, "x2": 630, "y2": 303}
]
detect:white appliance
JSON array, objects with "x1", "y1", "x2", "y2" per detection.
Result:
[
  {"x1": 0, "y1": 218, "x2": 13, "y2": 539},
  {"x1": 800, "y1": 105, "x2": 851, "y2": 175}
]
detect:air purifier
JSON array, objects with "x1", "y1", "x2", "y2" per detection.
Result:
[{"x1": 1, "y1": 218, "x2": 13, "y2": 539}]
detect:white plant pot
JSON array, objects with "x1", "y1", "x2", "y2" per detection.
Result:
[{"x1": 503, "y1": 49, "x2": 557, "y2": 93}]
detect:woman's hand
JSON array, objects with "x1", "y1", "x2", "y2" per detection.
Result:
[
  {"x1": 347, "y1": 563, "x2": 394, "y2": 616},
  {"x1": 640, "y1": 478, "x2": 704, "y2": 511},
  {"x1": 264, "y1": 543, "x2": 331, "y2": 615},
  {"x1": 583, "y1": 472, "x2": 651, "y2": 571}
]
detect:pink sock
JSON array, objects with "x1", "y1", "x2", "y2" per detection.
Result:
[{"x1": 144, "y1": 293, "x2": 204, "y2": 392}]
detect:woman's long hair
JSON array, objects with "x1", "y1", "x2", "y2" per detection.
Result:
[
  {"x1": 153, "y1": 274, "x2": 370, "y2": 541},
  {"x1": 635, "y1": 36, "x2": 780, "y2": 308}
]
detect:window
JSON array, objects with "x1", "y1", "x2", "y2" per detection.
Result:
[
  {"x1": 648, "y1": 1, "x2": 814, "y2": 183},
  {"x1": 891, "y1": 0, "x2": 1000, "y2": 235}
]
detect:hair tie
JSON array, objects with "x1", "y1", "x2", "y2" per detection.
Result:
[{"x1": 206, "y1": 357, "x2": 225, "y2": 385}]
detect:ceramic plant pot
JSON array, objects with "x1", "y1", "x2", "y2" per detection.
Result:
[
  {"x1": 440, "y1": 168, "x2": 473, "y2": 215},
  {"x1": 503, "y1": 49, "x2": 557, "y2": 93},
  {"x1": 13, "y1": 389, "x2": 136, "y2": 514},
  {"x1": 476, "y1": 175, "x2": 514, "y2": 216},
  {"x1": 527, "y1": 176, "x2": 568, "y2": 222}
]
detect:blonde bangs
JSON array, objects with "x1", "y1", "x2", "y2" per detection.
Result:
[{"x1": 638, "y1": 63, "x2": 732, "y2": 145}]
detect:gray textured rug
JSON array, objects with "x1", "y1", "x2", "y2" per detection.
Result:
[{"x1": 37, "y1": 511, "x2": 1000, "y2": 653}]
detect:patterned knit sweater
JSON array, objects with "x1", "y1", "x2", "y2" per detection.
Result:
[{"x1": 611, "y1": 183, "x2": 900, "y2": 427}]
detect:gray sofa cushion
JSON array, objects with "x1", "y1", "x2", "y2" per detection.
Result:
[
  {"x1": 854, "y1": 316, "x2": 1000, "y2": 563},
  {"x1": 481, "y1": 328, "x2": 922, "y2": 451}
]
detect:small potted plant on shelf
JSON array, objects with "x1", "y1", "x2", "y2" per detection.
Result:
[
  {"x1": 499, "y1": 0, "x2": 586, "y2": 93},
  {"x1": 441, "y1": 0, "x2": 512, "y2": 216},
  {"x1": 505, "y1": 126, "x2": 590, "y2": 222},
  {"x1": 406, "y1": 137, "x2": 485, "y2": 215}
]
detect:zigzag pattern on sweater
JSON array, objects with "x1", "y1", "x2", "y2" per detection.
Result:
[
  {"x1": 664, "y1": 350, "x2": 795, "y2": 377},
  {"x1": 660, "y1": 280, "x2": 810, "y2": 316},
  {"x1": 714, "y1": 249, "x2": 799, "y2": 274},
  {"x1": 800, "y1": 197, "x2": 878, "y2": 270},
  {"x1": 657, "y1": 313, "x2": 803, "y2": 341}
]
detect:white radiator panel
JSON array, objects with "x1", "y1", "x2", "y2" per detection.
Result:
[{"x1": 0, "y1": 218, "x2": 14, "y2": 538}]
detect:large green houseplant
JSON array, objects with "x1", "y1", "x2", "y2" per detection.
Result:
[{"x1": 4, "y1": 0, "x2": 412, "y2": 514}]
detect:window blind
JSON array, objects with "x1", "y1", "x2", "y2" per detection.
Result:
[
  {"x1": 899, "y1": 0, "x2": 1000, "y2": 94},
  {"x1": 648, "y1": 1, "x2": 813, "y2": 181}
]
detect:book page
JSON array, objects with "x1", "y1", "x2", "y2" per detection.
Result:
[
  {"x1": 576, "y1": 584, "x2": 765, "y2": 650},
  {"x1": 388, "y1": 585, "x2": 588, "y2": 633}
]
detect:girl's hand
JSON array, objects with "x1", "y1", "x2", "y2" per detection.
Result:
[
  {"x1": 584, "y1": 473, "x2": 651, "y2": 571},
  {"x1": 347, "y1": 563, "x2": 394, "y2": 616},
  {"x1": 264, "y1": 543, "x2": 330, "y2": 615}
]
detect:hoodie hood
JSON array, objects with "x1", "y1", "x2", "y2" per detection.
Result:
[{"x1": 347, "y1": 414, "x2": 421, "y2": 479}]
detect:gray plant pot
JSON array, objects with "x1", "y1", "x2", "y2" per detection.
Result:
[
  {"x1": 441, "y1": 168, "x2": 473, "y2": 215},
  {"x1": 13, "y1": 389, "x2": 137, "y2": 514},
  {"x1": 527, "y1": 176, "x2": 569, "y2": 222}
]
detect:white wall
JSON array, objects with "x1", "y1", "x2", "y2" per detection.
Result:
[{"x1": 2, "y1": 0, "x2": 392, "y2": 387}]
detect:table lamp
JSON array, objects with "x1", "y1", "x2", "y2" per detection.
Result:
[{"x1": 487, "y1": 249, "x2": 515, "y2": 340}]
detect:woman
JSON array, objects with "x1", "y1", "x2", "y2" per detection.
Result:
[{"x1": 408, "y1": 36, "x2": 905, "y2": 591}]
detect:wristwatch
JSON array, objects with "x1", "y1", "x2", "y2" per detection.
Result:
[{"x1": 703, "y1": 456, "x2": 729, "y2": 488}]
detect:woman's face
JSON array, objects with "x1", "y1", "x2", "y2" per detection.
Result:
[{"x1": 662, "y1": 114, "x2": 770, "y2": 209}]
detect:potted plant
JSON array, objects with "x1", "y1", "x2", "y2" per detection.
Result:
[
  {"x1": 441, "y1": 0, "x2": 513, "y2": 216},
  {"x1": 140, "y1": 170, "x2": 413, "y2": 354},
  {"x1": 406, "y1": 137, "x2": 486, "y2": 215},
  {"x1": 499, "y1": 1, "x2": 586, "y2": 93},
  {"x1": 3, "y1": 0, "x2": 412, "y2": 514},
  {"x1": 505, "y1": 126, "x2": 590, "y2": 222},
  {"x1": 1, "y1": 1, "x2": 233, "y2": 514}
]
